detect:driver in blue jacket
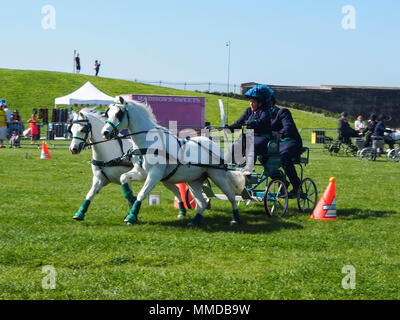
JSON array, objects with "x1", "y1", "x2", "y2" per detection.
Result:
[
  {"x1": 374, "y1": 114, "x2": 395, "y2": 149},
  {"x1": 270, "y1": 98, "x2": 303, "y2": 196},
  {"x1": 225, "y1": 84, "x2": 273, "y2": 174}
]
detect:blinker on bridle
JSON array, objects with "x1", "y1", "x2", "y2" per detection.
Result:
[
  {"x1": 105, "y1": 105, "x2": 126, "y2": 137},
  {"x1": 69, "y1": 119, "x2": 92, "y2": 151}
]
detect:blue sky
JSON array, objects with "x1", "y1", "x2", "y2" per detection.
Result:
[{"x1": 1, "y1": 0, "x2": 399, "y2": 87}]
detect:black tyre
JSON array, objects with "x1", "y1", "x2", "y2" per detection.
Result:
[
  {"x1": 264, "y1": 179, "x2": 288, "y2": 218},
  {"x1": 359, "y1": 148, "x2": 376, "y2": 161},
  {"x1": 297, "y1": 178, "x2": 318, "y2": 213},
  {"x1": 387, "y1": 148, "x2": 400, "y2": 162}
]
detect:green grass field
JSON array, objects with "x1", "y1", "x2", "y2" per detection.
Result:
[
  {"x1": 1, "y1": 69, "x2": 399, "y2": 300},
  {"x1": 0, "y1": 147, "x2": 399, "y2": 300}
]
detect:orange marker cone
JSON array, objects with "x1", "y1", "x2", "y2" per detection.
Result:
[
  {"x1": 174, "y1": 183, "x2": 193, "y2": 209},
  {"x1": 40, "y1": 141, "x2": 51, "y2": 159},
  {"x1": 310, "y1": 177, "x2": 337, "y2": 220}
]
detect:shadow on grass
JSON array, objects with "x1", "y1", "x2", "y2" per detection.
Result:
[
  {"x1": 146, "y1": 211, "x2": 303, "y2": 234},
  {"x1": 338, "y1": 208, "x2": 397, "y2": 220}
]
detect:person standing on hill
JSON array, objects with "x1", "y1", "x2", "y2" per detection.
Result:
[
  {"x1": 75, "y1": 53, "x2": 81, "y2": 74},
  {"x1": 94, "y1": 60, "x2": 101, "y2": 76}
]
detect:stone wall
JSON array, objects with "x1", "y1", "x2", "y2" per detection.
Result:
[{"x1": 241, "y1": 83, "x2": 400, "y2": 127}]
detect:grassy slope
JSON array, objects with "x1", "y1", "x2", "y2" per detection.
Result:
[{"x1": 0, "y1": 68, "x2": 337, "y2": 130}]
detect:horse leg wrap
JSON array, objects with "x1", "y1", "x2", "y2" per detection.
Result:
[
  {"x1": 122, "y1": 183, "x2": 137, "y2": 208},
  {"x1": 125, "y1": 200, "x2": 142, "y2": 225},
  {"x1": 189, "y1": 213, "x2": 203, "y2": 227},
  {"x1": 232, "y1": 209, "x2": 240, "y2": 223},
  {"x1": 73, "y1": 200, "x2": 91, "y2": 220},
  {"x1": 178, "y1": 202, "x2": 186, "y2": 217}
]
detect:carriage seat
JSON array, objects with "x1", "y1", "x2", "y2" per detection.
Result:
[{"x1": 264, "y1": 139, "x2": 282, "y2": 172}]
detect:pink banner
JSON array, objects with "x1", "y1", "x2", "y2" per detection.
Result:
[{"x1": 122, "y1": 94, "x2": 205, "y2": 130}]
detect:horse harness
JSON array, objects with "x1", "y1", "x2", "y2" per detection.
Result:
[{"x1": 69, "y1": 117, "x2": 133, "y2": 183}]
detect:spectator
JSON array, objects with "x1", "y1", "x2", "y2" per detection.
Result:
[
  {"x1": 8, "y1": 110, "x2": 23, "y2": 138},
  {"x1": 0, "y1": 104, "x2": 7, "y2": 148},
  {"x1": 374, "y1": 114, "x2": 395, "y2": 149},
  {"x1": 94, "y1": 60, "x2": 101, "y2": 76},
  {"x1": 4, "y1": 104, "x2": 11, "y2": 123},
  {"x1": 354, "y1": 115, "x2": 366, "y2": 131},
  {"x1": 3, "y1": 104, "x2": 11, "y2": 138},
  {"x1": 9, "y1": 130, "x2": 20, "y2": 148},
  {"x1": 28, "y1": 113, "x2": 40, "y2": 144},
  {"x1": 75, "y1": 53, "x2": 81, "y2": 74},
  {"x1": 338, "y1": 111, "x2": 362, "y2": 144}
]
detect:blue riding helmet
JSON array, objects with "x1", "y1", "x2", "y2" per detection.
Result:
[{"x1": 245, "y1": 85, "x2": 274, "y2": 104}]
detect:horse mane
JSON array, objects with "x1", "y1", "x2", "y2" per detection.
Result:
[
  {"x1": 78, "y1": 108, "x2": 106, "y2": 123},
  {"x1": 124, "y1": 99, "x2": 158, "y2": 125}
]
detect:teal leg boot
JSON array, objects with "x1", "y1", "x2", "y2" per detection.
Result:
[
  {"x1": 230, "y1": 209, "x2": 240, "y2": 226},
  {"x1": 177, "y1": 202, "x2": 186, "y2": 219},
  {"x1": 73, "y1": 200, "x2": 91, "y2": 221},
  {"x1": 121, "y1": 183, "x2": 137, "y2": 208},
  {"x1": 124, "y1": 200, "x2": 142, "y2": 225}
]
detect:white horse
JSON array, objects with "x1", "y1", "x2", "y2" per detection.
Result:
[
  {"x1": 101, "y1": 97, "x2": 244, "y2": 227},
  {"x1": 69, "y1": 109, "x2": 188, "y2": 221}
]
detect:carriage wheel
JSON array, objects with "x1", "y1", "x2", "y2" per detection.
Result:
[
  {"x1": 336, "y1": 145, "x2": 345, "y2": 157},
  {"x1": 264, "y1": 179, "x2": 288, "y2": 218},
  {"x1": 359, "y1": 148, "x2": 376, "y2": 161},
  {"x1": 297, "y1": 178, "x2": 318, "y2": 213},
  {"x1": 185, "y1": 180, "x2": 211, "y2": 210},
  {"x1": 387, "y1": 148, "x2": 400, "y2": 162}
]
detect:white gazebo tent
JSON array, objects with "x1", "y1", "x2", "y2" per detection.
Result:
[{"x1": 54, "y1": 81, "x2": 115, "y2": 106}]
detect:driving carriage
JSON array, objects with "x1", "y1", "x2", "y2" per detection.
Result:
[
  {"x1": 201, "y1": 127, "x2": 318, "y2": 217},
  {"x1": 100, "y1": 97, "x2": 319, "y2": 226},
  {"x1": 358, "y1": 130, "x2": 400, "y2": 161},
  {"x1": 324, "y1": 136, "x2": 360, "y2": 157}
]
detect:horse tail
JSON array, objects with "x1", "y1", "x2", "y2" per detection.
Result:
[{"x1": 226, "y1": 170, "x2": 247, "y2": 195}]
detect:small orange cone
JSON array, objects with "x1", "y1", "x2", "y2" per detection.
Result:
[
  {"x1": 310, "y1": 177, "x2": 337, "y2": 220},
  {"x1": 40, "y1": 141, "x2": 52, "y2": 159},
  {"x1": 174, "y1": 183, "x2": 193, "y2": 209}
]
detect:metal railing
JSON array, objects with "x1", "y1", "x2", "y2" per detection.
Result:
[
  {"x1": 130, "y1": 79, "x2": 241, "y2": 94},
  {"x1": 299, "y1": 128, "x2": 338, "y2": 149}
]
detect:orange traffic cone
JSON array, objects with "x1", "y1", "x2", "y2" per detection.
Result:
[
  {"x1": 40, "y1": 141, "x2": 51, "y2": 159},
  {"x1": 310, "y1": 177, "x2": 337, "y2": 220},
  {"x1": 174, "y1": 183, "x2": 193, "y2": 209}
]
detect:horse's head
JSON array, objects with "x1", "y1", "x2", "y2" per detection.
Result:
[
  {"x1": 69, "y1": 111, "x2": 92, "y2": 154},
  {"x1": 101, "y1": 96, "x2": 129, "y2": 140}
]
